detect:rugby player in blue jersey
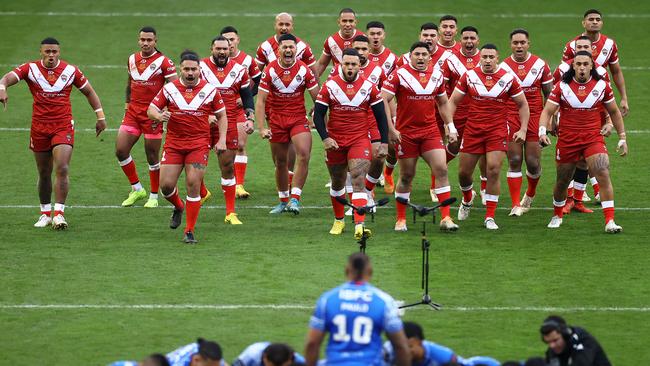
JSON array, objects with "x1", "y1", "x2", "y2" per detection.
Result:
[{"x1": 233, "y1": 342, "x2": 305, "y2": 366}]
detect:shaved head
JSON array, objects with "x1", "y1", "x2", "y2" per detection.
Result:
[{"x1": 276, "y1": 12, "x2": 293, "y2": 23}]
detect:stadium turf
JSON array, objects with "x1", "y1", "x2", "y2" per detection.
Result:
[{"x1": 1, "y1": 0, "x2": 649, "y2": 364}]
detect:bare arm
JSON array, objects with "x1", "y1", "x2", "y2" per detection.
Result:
[
  {"x1": 314, "y1": 53, "x2": 332, "y2": 78},
  {"x1": 79, "y1": 83, "x2": 106, "y2": 136},
  {"x1": 538, "y1": 101, "x2": 560, "y2": 147},
  {"x1": 512, "y1": 93, "x2": 530, "y2": 134},
  {"x1": 381, "y1": 91, "x2": 400, "y2": 144},
  {"x1": 435, "y1": 93, "x2": 457, "y2": 143},
  {"x1": 0, "y1": 72, "x2": 21, "y2": 110},
  {"x1": 304, "y1": 328, "x2": 326, "y2": 366},
  {"x1": 308, "y1": 85, "x2": 320, "y2": 102},
  {"x1": 604, "y1": 99, "x2": 627, "y2": 156},
  {"x1": 125, "y1": 75, "x2": 131, "y2": 110},
  {"x1": 255, "y1": 89, "x2": 270, "y2": 139},
  {"x1": 386, "y1": 330, "x2": 411, "y2": 366},
  {"x1": 609, "y1": 62, "x2": 628, "y2": 116},
  {"x1": 447, "y1": 89, "x2": 465, "y2": 117},
  {"x1": 214, "y1": 108, "x2": 228, "y2": 152}
]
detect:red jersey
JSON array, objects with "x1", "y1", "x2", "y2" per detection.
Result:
[
  {"x1": 500, "y1": 53, "x2": 553, "y2": 120},
  {"x1": 258, "y1": 59, "x2": 319, "y2": 117},
  {"x1": 553, "y1": 59, "x2": 609, "y2": 84},
  {"x1": 437, "y1": 41, "x2": 462, "y2": 55},
  {"x1": 200, "y1": 57, "x2": 250, "y2": 124},
  {"x1": 231, "y1": 50, "x2": 261, "y2": 79},
  {"x1": 443, "y1": 50, "x2": 480, "y2": 120},
  {"x1": 322, "y1": 29, "x2": 365, "y2": 65},
  {"x1": 382, "y1": 64, "x2": 446, "y2": 137},
  {"x1": 12, "y1": 60, "x2": 88, "y2": 123},
  {"x1": 395, "y1": 46, "x2": 454, "y2": 77},
  {"x1": 454, "y1": 67, "x2": 523, "y2": 131},
  {"x1": 316, "y1": 75, "x2": 382, "y2": 146},
  {"x1": 548, "y1": 77, "x2": 615, "y2": 132},
  {"x1": 126, "y1": 51, "x2": 176, "y2": 110},
  {"x1": 562, "y1": 34, "x2": 619, "y2": 68},
  {"x1": 256, "y1": 35, "x2": 316, "y2": 68},
  {"x1": 368, "y1": 46, "x2": 398, "y2": 75},
  {"x1": 150, "y1": 79, "x2": 225, "y2": 148}
]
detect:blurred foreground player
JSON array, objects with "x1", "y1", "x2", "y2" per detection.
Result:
[
  {"x1": 110, "y1": 354, "x2": 171, "y2": 366},
  {"x1": 233, "y1": 342, "x2": 305, "y2": 366},
  {"x1": 305, "y1": 253, "x2": 410, "y2": 366},
  {"x1": 0, "y1": 37, "x2": 106, "y2": 229},
  {"x1": 540, "y1": 315, "x2": 611, "y2": 366},
  {"x1": 167, "y1": 338, "x2": 228, "y2": 366},
  {"x1": 148, "y1": 50, "x2": 227, "y2": 243},
  {"x1": 383, "y1": 321, "x2": 460, "y2": 366}
]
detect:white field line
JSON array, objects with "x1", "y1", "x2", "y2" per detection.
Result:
[
  {"x1": 0, "y1": 204, "x2": 649, "y2": 211},
  {"x1": 1, "y1": 11, "x2": 650, "y2": 18},
  {"x1": 0, "y1": 303, "x2": 648, "y2": 312}
]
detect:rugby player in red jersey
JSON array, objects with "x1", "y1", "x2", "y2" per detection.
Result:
[
  {"x1": 0, "y1": 37, "x2": 106, "y2": 229},
  {"x1": 438, "y1": 15, "x2": 462, "y2": 54},
  {"x1": 314, "y1": 8, "x2": 365, "y2": 77},
  {"x1": 366, "y1": 21, "x2": 397, "y2": 76}
]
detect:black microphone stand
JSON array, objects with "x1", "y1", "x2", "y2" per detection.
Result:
[{"x1": 335, "y1": 196, "x2": 390, "y2": 253}]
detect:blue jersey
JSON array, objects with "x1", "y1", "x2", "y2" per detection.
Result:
[
  {"x1": 109, "y1": 362, "x2": 138, "y2": 366},
  {"x1": 382, "y1": 339, "x2": 456, "y2": 366},
  {"x1": 166, "y1": 342, "x2": 226, "y2": 366},
  {"x1": 309, "y1": 281, "x2": 403, "y2": 366},
  {"x1": 459, "y1": 356, "x2": 500, "y2": 366},
  {"x1": 233, "y1": 342, "x2": 306, "y2": 366}
]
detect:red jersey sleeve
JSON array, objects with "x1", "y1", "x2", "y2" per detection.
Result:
[
  {"x1": 552, "y1": 66, "x2": 562, "y2": 84},
  {"x1": 255, "y1": 45, "x2": 268, "y2": 66},
  {"x1": 508, "y1": 77, "x2": 523, "y2": 98},
  {"x1": 305, "y1": 67, "x2": 319, "y2": 90},
  {"x1": 381, "y1": 70, "x2": 399, "y2": 95},
  {"x1": 316, "y1": 84, "x2": 331, "y2": 106},
  {"x1": 541, "y1": 63, "x2": 554, "y2": 85},
  {"x1": 73, "y1": 67, "x2": 89, "y2": 89},
  {"x1": 435, "y1": 76, "x2": 446, "y2": 97},
  {"x1": 248, "y1": 61, "x2": 261, "y2": 78},
  {"x1": 603, "y1": 83, "x2": 615, "y2": 104},
  {"x1": 302, "y1": 44, "x2": 316, "y2": 66},
  {"x1": 258, "y1": 68, "x2": 272, "y2": 93},
  {"x1": 608, "y1": 41, "x2": 619, "y2": 65},
  {"x1": 211, "y1": 89, "x2": 226, "y2": 113},
  {"x1": 547, "y1": 83, "x2": 562, "y2": 105},
  {"x1": 369, "y1": 84, "x2": 383, "y2": 106},
  {"x1": 162, "y1": 57, "x2": 176, "y2": 78},
  {"x1": 12, "y1": 63, "x2": 30, "y2": 80},
  {"x1": 562, "y1": 40, "x2": 574, "y2": 62},
  {"x1": 240, "y1": 69, "x2": 251, "y2": 89},
  {"x1": 150, "y1": 87, "x2": 169, "y2": 110},
  {"x1": 454, "y1": 73, "x2": 469, "y2": 95},
  {"x1": 322, "y1": 38, "x2": 331, "y2": 56}
]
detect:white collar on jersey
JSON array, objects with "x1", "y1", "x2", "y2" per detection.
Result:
[
  {"x1": 179, "y1": 78, "x2": 202, "y2": 87},
  {"x1": 40, "y1": 59, "x2": 61, "y2": 69},
  {"x1": 572, "y1": 76, "x2": 593, "y2": 84},
  {"x1": 140, "y1": 50, "x2": 159, "y2": 59},
  {"x1": 510, "y1": 53, "x2": 532, "y2": 63},
  {"x1": 337, "y1": 30, "x2": 357, "y2": 40},
  {"x1": 278, "y1": 59, "x2": 298, "y2": 69}
]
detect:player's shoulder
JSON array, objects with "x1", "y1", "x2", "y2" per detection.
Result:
[{"x1": 365, "y1": 283, "x2": 396, "y2": 304}]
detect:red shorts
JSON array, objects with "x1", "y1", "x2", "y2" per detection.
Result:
[
  {"x1": 507, "y1": 112, "x2": 540, "y2": 143},
  {"x1": 435, "y1": 112, "x2": 445, "y2": 137},
  {"x1": 210, "y1": 125, "x2": 239, "y2": 150},
  {"x1": 120, "y1": 108, "x2": 163, "y2": 139},
  {"x1": 368, "y1": 124, "x2": 381, "y2": 142},
  {"x1": 325, "y1": 138, "x2": 372, "y2": 166},
  {"x1": 161, "y1": 145, "x2": 210, "y2": 165},
  {"x1": 30, "y1": 120, "x2": 75, "y2": 152},
  {"x1": 397, "y1": 133, "x2": 445, "y2": 159},
  {"x1": 455, "y1": 117, "x2": 468, "y2": 140},
  {"x1": 555, "y1": 132, "x2": 607, "y2": 164},
  {"x1": 269, "y1": 114, "x2": 310, "y2": 144},
  {"x1": 460, "y1": 127, "x2": 508, "y2": 154}
]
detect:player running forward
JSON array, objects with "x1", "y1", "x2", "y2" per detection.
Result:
[
  {"x1": 563, "y1": 9, "x2": 628, "y2": 116},
  {"x1": 313, "y1": 8, "x2": 364, "y2": 77},
  {"x1": 539, "y1": 51, "x2": 627, "y2": 233},
  {"x1": 313, "y1": 48, "x2": 390, "y2": 239},
  {"x1": 366, "y1": 21, "x2": 397, "y2": 76},
  {"x1": 448, "y1": 44, "x2": 529, "y2": 230},
  {"x1": 499, "y1": 29, "x2": 553, "y2": 216},
  {"x1": 304, "y1": 253, "x2": 411, "y2": 366},
  {"x1": 147, "y1": 50, "x2": 227, "y2": 244},
  {"x1": 200, "y1": 36, "x2": 256, "y2": 225},
  {"x1": 381, "y1": 41, "x2": 459, "y2": 233},
  {"x1": 438, "y1": 15, "x2": 461, "y2": 54},
  {"x1": 220, "y1": 26, "x2": 262, "y2": 199},
  {"x1": 256, "y1": 33, "x2": 319, "y2": 215},
  {"x1": 116, "y1": 26, "x2": 177, "y2": 208},
  {"x1": 0, "y1": 37, "x2": 106, "y2": 229}
]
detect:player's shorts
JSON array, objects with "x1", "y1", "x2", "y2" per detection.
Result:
[
  {"x1": 507, "y1": 112, "x2": 540, "y2": 143},
  {"x1": 30, "y1": 120, "x2": 75, "y2": 152},
  {"x1": 396, "y1": 133, "x2": 445, "y2": 159},
  {"x1": 161, "y1": 145, "x2": 210, "y2": 166},
  {"x1": 555, "y1": 132, "x2": 607, "y2": 164},
  {"x1": 325, "y1": 138, "x2": 372, "y2": 166},
  {"x1": 455, "y1": 117, "x2": 468, "y2": 140},
  {"x1": 120, "y1": 108, "x2": 163, "y2": 139},
  {"x1": 210, "y1": 125, "x2": 239, "y2": 150},
  {"x1": 269, "y1": 114, "x2": 310, "y2": 144},
  {"x1": 435, "y1": 112, "x2": 446, "y2": 138},
  {"x1": 460, "y1": 125, "x2": 508, "y2": 154},
  {"x1": 368, "y1": 124, "x2": 381, "y2": 143}
]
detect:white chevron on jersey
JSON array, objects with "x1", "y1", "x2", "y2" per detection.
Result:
[
  {"x1": 500, "y1": 57, "x2": 546, "y2": 87},
  {"x1": 163, "y1": 82, "x2": 218, "y2": 111},
  {"x1": 594, "y1": 38, "x2": 615, "y2": 66},
  {"x1": 27, "y1": 63, "x2": 76, "y2": 92},
  {"x1": 128, "y1": 54, "x2": 166, "y2": 81},
  {"x1": 199, "y1": 61, "x2": 247, "y2": 89},
  {"x1": 268, "y1": 64, "x2": 309, "y2": 93},
  {"x1": 464, "y1": 69, "x2": 517, "y2": 98},
  {"x1": 557, "y1": 79, "x2": 611, "y2": 108},
  {"x1": 397, "y1": 68, "x2": 445, "y2": 95},
  {"x1": 327, "y1": 37, "x2": 344, "y2": 63},
  {"x1": 325, "y1": 79, "x2": 376, "y2": 107}
]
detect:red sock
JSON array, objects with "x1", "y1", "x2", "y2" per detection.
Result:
[
  {"x1": 525, "y1": 173, "x2": 540, "y2": 197},
  {"x1": 119, "y1": 157, "x2": 140, "y2": 185},
  {"x1": 164, "y1": 188, "x2": 184, "y2": 210},
  {"x1": 222, "y1": 178, "x2": 236, "y2": 214},
  {"x1": 574, "y1": 187, "x2": 585, "y2": 202},
  {"x1": 351, "y1": 192, "x2": 368, "y2": 224},
  {"x1": 54, "y1": 210, "x2": 64, "y2": 217},
  {"x1": 435, "y1": 187, "x2": 451, "y2": 218},
  {"x1": 462, "y1": 188, "x2": 474, "y2": 204},
  {"x1": 395, "y1": 192, "x2": 409, "y2": 220},
  {"x1": 480, "y1": 177, "x2": 487, "y2": 191},
  {"x1": 148, "y1": 164, "x2": 160, "y2": 194},
  {"x1": 554, "y1": 200, "x2": 565, "y2": 218},
  {"x1": 384, "y1": 164, "x2": 395, "y2": 177},
  {"x1": 234, "y1": 156, "x2": 247, "y2": 185},
  {"x1": 330, "y1": 190, "x2": 346, "y2": 219},
  {"x1": 507, "y1": 172, "x2": 523, "y2": 207},
  {"x1": 567, "y1": 186, "x2": 574, "y2": 199},
  {"x1": 485, "y1": 199, "x2": 497, "y2": 219},
  {"x1": 200, "y1": 180, "x2": 208, "y2": 198},
  {"x1": 602, "y1": 201, "x2": 615, "y2": 223},
  {"x1": 365, "y1": 175, "x2": 378, "y2": 192},
  {"x1": 184, "y1": 197, "x2": 201, "y2": 232},
  {"x1": 430, "y1": 175, "x2": 436, "y2": 190},
  {"x1": 591, "y1": 177, "x2": 600, "y2": 197}
]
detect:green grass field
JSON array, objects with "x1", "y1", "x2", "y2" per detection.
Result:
[{"x1": 1, "y1": 1, "x2": 649, "y2": 365}]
